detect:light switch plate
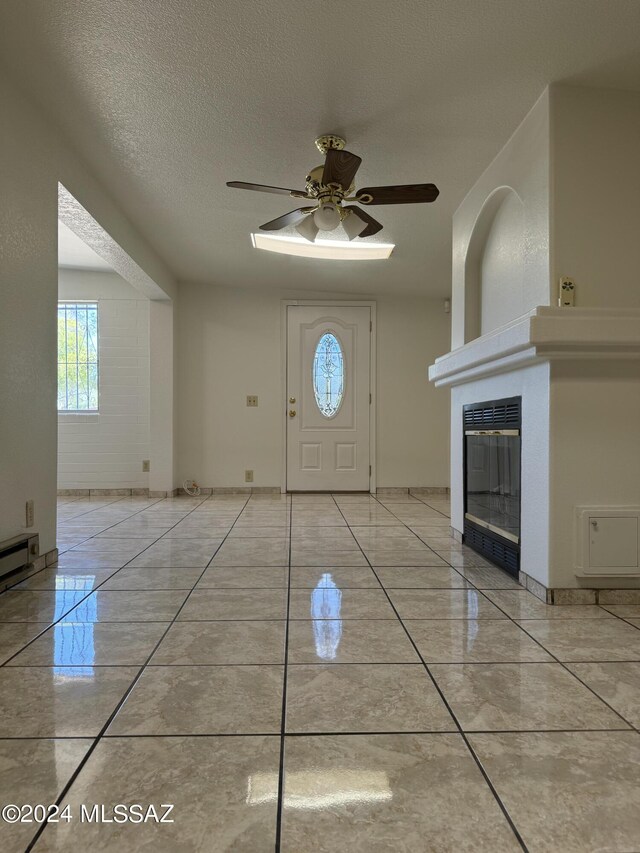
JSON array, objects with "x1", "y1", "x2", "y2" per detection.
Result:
[{"x1": 246, "y1": 395, "x2": 258, "y2": 407}]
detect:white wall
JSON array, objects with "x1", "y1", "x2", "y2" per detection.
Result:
[
  {"x1": 549, "y1": 361, "x2": 640, "y2": 588},
  {"x1": 451, "y1": 89, "x2": 550, "y2": 348},
  {"x1": 57, "y1": 269, "x2": 150, "y2": 490},
  {"x1": 176, "y1": 283, "x2": 451, "y2": 490},
  {"x1": 0, "y1": 71, "x2": 175, "y2": 554},
  {"x1": 479, "y1": 190, "x2": 525, "y2": 335},
  {"x1": 551, "y1": 85, "x2": 640, "y2": 310},
  {"x1": 439, "y1": 83, "x2": 640, "y2": 591}
]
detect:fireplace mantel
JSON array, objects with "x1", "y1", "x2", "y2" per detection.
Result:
[{"x1": 429, "y1": 307, "x2": 640, "y2": 388}]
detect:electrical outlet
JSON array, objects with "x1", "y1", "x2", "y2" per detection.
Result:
[
  {"x1": 245, "y1": 469, "x2": 254, "y2": 483},
  {"x1": 25, "y1": 499, "x2": 34, "y2": 528},
  {"x1": 246, "y1": 395, "x2": 258, "y2": 407},
  {"x1": 142, "y1": 459, "x2": 150, "y2": 472},
  {"x1": 559, "y1": 276, "x2": 575, "y2": 307}
]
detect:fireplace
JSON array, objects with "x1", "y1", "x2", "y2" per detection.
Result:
[{"x1": 463, "y1": 397, "x2": 521, "y2": 576}]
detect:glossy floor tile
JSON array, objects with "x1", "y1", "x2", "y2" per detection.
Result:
[
  {"x1": 431, "y1": 663, "x2": 629, "y2": 731},
  {"x1": 517, "y1": 617, "x2": 640, "y2": 661},
  {"x1": 286, "y1": 664, "x2": 455, "y2": 733},
  {"x1": 376, "y1": 565, "x2": 469, "y2": 588},
  {"x1": 0, "y1": 589, "x2": 88, "y2": 623},
  {"x1": 0, "y1": 622, "x2": 51, "y2": 664},
  {"x1": 178, "y1": 587, "x2": 287, "y2": 620},
  {"x1": 34, "y1": 736, "x2": 280, "y2": 852},
  {"x1": 565, "y1": 661, "x2": 640, "y2": 727},
  {"x1": 405, "y1": 619, "x2": 554, "y2": 663},
  {"x1": 288, "y1": 619, "x2": 420, "y2": 664},
  {"x1": 288, "y1": 587, "x2": 397, "y2": 620},
  {"x1": 387, "y1": 588, "x2": 507, "y2": 620},
  {"x1": 107, "y1": 665, "x2": 284, "y2": 735},
  {"x1": 150, "y1": 619, "x2": 286, "y2": 664},
  {"x1": 0, "y1": 738, "x2": 91, "y2": 852},
  {"x1": 469, "y1": 731, "x2": 640, "y2": 852},
  {"x1": 483, "y1": 589, "x2": 612, "y2": 619},
  {"x1": 289, "y1": 566, "x2": 379, "y2": 588},
  {"x1": 195, "y1": 564, "x2": 288, "y2": 587},
  {"x1": 280, "y1": 734, "x2": 521, "y2": 852},
  {"x1": 98, "y1": 566, "x2": 204, "y2": 590},
  {"x1": 7, "y1": 621, "x2": 169, "y2": 666},
  {"x1": 65, "y1": 589, "x2": 189, "y2": 622},
  {"x1": 0, "y1": 666, "x2": 138, "y2": 736},
  {"x1": 3, "y1": 492, "x2": 637, "y2": 851}
]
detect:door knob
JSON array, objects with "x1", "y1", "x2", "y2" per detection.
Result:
[
  {"x1": 289, "y1": 397, "x2": 296, "y2": 404},
  {"x1": 288, "y1": 409, "x2": 297, "y2": 418}
]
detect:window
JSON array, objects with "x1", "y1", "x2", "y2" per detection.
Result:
[
  {"x1": 57, "y1": 302, "x2": 98, "y2": 411},
  {"x1": 312, "y1": 332, "x2": 344, "y2": 418}
]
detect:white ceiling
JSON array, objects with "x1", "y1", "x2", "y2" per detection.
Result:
[
  {"x1": 2, "y1": 1, "x2": 640, "y2": 296},
  {"x1": 57, "y1": 219, "x2": 114, "y2": 271}
]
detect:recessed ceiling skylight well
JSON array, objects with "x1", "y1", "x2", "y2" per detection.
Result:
[{"x1": 251, "y1": 233, "x2": 394, "y2": 260}]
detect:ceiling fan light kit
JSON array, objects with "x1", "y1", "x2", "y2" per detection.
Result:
[
  {"x1": 342, "y1": 208, "x2": 368, "y2": 241},
  {"x1": 295, "y1": 214, "x2": 320, "y2": 243},
  {"x1": 227, "y1": 134, "x2": 439, "y2": 251},
  {"x1": 251, "y1": 233, "x2": 395, "y2": 261}
]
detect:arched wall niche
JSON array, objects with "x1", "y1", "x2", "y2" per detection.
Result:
[{"x1": 463, "y1": 185, "x2": 525, "y2": 343}]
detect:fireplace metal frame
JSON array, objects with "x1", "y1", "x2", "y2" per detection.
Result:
[{"x1": 462, "y1": 396, "x2": 522, "y2": 577}]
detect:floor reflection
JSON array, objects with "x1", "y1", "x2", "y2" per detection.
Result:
[
  {"x1": 247, "y1": 770, "x2": 392, "y2": 809},
  {"x1": 465, "y1": 591, "x2": 479, "y2": 647},
  {"x1": 53, "y1": 577, "x2": 96, "y2": 680},
  {"x1": 310, "y1": 574, "x2": 342, "y2": 661}
]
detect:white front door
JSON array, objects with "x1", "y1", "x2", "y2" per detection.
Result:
[{"x1": 286, "y1": 305, "x2": 371, "y2": 491}]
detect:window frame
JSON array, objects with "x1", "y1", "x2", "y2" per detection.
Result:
[{"x1": 57, "y1": 300, "x2": 100, "y2": 414}]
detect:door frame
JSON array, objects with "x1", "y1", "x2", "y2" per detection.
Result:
[{"x1": 281, "y1": 300, "x2": 377, "y2": 494}]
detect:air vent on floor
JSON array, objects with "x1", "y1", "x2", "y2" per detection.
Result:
[
  {"x1": 464, "y1": 521, "x2": 520, "y2": 577},
  {"x1": 463, "y1": 396, "x2": 521, "y2": 430}
]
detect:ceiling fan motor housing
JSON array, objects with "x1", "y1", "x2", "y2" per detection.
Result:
[{"x1": 314, "y1": 134, "x2": 346, "y2": 154}]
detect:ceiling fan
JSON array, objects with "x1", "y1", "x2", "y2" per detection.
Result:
[{"x1": 227, "y1": 134, "x2": 439, "y2": 242}]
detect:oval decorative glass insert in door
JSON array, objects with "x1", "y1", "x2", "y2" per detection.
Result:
[{"x1": 312, "y1": 332, "x2": 344, "y2": 418}]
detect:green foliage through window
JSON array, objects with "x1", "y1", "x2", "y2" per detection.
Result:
[{"x1": 58, "y1": 302, "x2": 99, "y2": 411}]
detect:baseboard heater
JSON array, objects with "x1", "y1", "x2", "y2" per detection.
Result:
[{"x1": 0, "y1": 534, "x2": 39, "y2": 591}]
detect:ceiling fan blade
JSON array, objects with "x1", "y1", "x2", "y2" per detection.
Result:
[
  {"x1": 259, "y1": 208, "x2": 314, "y2": 232},
  {"x1": 322, "y1": 149, "x2": 362, "y2": 190},
  {"x1": 227, "y1": 181, "x2": 309, "y2": 198},
  {"x1": 343, "y1": 206, "x2": 383, "y2": 239},
  {"x1": 356, "y1": 183, "x2": 439, "y2": 205}
]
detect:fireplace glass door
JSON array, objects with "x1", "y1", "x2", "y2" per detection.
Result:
[{"x1": 465, "y1": 430, "x2": 521, "y2": 543}]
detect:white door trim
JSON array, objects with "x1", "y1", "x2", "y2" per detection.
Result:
[{"x1": 281, "y1": 300, "x2": 376, "y2": 494}]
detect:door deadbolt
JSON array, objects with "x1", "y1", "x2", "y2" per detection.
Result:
[
  {"x1": 288, "y1": 409, "x2": 296, "y2": 418},
  {"x1": 289, "y1": 397, "x2": 296, "y2": 404}
]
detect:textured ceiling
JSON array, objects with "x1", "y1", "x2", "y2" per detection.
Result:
[{"x1": 2, "y1": 1, "x2": 640, "y2": 296}]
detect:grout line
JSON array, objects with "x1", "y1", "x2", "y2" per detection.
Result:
[
  {"x1": 0, "y1": 726, "x2": 634, "y2": 743},
  {"x1": 274, "y1": 496, "x2": 293, "y2": 853},
  {"x1": 1, "y1": 501, "x2": 223, "y2": 666},
  {"x1": 13, "y1": 491, "x2": 639, "y2": 851},
  {"x1": 24, "y1": 493, "x2": 252, "y2": 852},
  {"x1": 330, "y1": 493, "x2": 530, "y2": 852},
  {"x1": 464, "y1": 586, "x2": 640, "y2": 733}
]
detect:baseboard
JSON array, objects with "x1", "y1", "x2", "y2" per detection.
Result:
[
  {"x1": 0, "y1": 546, "x2": 59, "y2": 594},
  {"x1": 175, "y1": 486, "x2": 281, "y2": 496},
  {"x1": 58, "y1": 488, "x2": 150, "y2": 497},
  {"x1": 376, "y1": 487, "x2": 450, "y2": 496},
  {"x1": 518, "y1": 569, "x2": 640, "y2": 605}
]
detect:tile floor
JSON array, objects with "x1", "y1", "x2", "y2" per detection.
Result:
[{"x1": 0, "y1": 492, "x2": 639, "y2": 851}]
